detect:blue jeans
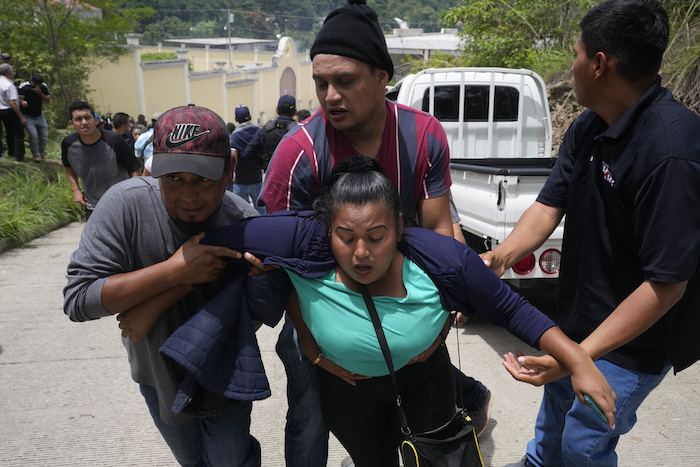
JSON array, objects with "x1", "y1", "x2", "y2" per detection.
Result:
[
  {"x1": 140, "y1": 384, "x2": 261, "y2": 467},
  {"x1": 276, "y1": 318, "x2": 330, "y2": 467},
  {"x1": 525, "y1": 359, "x2": 672, "y2": 466},
  {"x1": 24, "y1": 114, "x2": 48, "y2": 157},
  {"x1": 233, "y1": 182, "x2": 266, "y2": 215}
]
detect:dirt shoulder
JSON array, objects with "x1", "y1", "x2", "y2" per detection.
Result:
[{"x1": 547, "y1": 76, "x2": 585, "y2": 153}]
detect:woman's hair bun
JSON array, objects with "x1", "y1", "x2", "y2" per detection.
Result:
[{"x1": 341, "y1": 155, "x2": 384, "y2": 174}]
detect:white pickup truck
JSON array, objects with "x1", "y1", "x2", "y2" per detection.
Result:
[{"x1": 388, "y1": 67, "x2": 564, "y2": 289}]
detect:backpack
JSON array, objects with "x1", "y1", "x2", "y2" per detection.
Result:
[{"x1": 262, "y1": 118, "x2": 296, "y2": 167}]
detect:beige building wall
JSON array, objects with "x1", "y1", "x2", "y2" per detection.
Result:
[
  {"x1": 226, "y1": 79, "x2": 257, "y2": 124},
  {"x1": 296, "y1": 57, "x2": 316, "y2": 114},
  {"x1": 141, "y1": 61, "x2": 189, "y2": 117},
  {"x1": 86, "y1": 36, "x2": 317, "y2": 125},
  {"x1": 187, "y1": 49, "x2": 274, "y2": 72},
  {"x1": 190, "y1": 72, "x2": 226, "y2": 117},
  {"x1": 88, "y1": 53, "x2": 138, "y2": 116}
]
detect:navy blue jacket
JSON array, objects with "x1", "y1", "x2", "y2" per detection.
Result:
[{"x1": 161, "y1": 211, "x2": 556, "y2": 412}]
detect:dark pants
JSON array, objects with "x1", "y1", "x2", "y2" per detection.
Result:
[
  {"x1": 140, "y1": 384, "x2": 261, "y2": 467},
  {"x1": 0, "y1": 108, "x2": 24, "y2": 160},
  {"x1": 318, "y1": 345, "x2": 456, "y2": 467},
  {"x1": 277, "y1": 319, "x2": 488, "y2": 467}
]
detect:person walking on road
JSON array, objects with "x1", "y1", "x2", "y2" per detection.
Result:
[
  {"x1": 63, "y1": 104, "x2": 277, "y2": 467},
  {"x1": 229, "y1": 105, "x2": 264, "y2": 214},
  {"x1": 260, "y1": 1, "x2": 492, "y2": 465},
  {"x1": 61, "y1": 101, "x2": 140, "y2": 219},
  {"x1": 482, "y1": 1, "x2": 700, "y2": 465},
  {"x1": 245, "y1": 95, "x2": 296, "y2": 171}
]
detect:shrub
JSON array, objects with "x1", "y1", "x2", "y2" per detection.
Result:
[
  {"x1": 141, "y1": 52, "x2": 178, "y2": 62},
  {"x1": 0, "y1": 162, "x2": 82, "y2": 245}
]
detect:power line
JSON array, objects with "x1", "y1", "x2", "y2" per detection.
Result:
[{"x1": 117, "y1": 7, "x2": 447, "y2": 29}]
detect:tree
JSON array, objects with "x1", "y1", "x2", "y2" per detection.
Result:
[
  {"x1": 141, "y1": 16, "x2": 191, "y2": 45},
  {"x1": 441, "y1": 0, "x2": 594, "y2": 69},
  {"x1": 244, "y1": 10, "x2": 274, "y2": 39},
  {"x1": 0, "y1": 0, "x2": 148, "y2": 117}
]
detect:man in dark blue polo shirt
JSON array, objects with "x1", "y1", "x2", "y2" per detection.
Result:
[{"x1": 484, "y1": 1, "x2": 700, "y2": 466}]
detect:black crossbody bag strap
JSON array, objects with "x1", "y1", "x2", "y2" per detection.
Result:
[{"x1": 359, "y1": 283, "x2": 412, "y2": 435}]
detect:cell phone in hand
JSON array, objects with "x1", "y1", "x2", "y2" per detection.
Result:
[{"x1": 583, "y1": 394, "x2": 608, "y2": 424}]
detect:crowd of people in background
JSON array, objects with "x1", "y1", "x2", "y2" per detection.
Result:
[
  {"x1": 0, "y1": 52, "x2": 50, "y2": 163},
  {"x1": 0, "y1": 50, "x2": 309, "y2": 225}
]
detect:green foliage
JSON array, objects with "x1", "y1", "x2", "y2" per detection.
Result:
[
  {"x1": 440, "y1": 0, "x2": 593, "y2": 69},
  {"x1": 530, "y1": 48, "x2": 574, "y2": 83},
  {"x1": 372, "y1": 0, "x2": 458, "y2": 32},
  {"x1": 0, "y1": 162, "x2": 83, "y2": 244},
  {"x1": 243, "y1": 10, "x2": 274, "y2": 39},
  {"x1": 408, "y1": 53, "x2": 466, "y2": 74},
  {"x1": 112, "y1": 0, "x2": 454, "y2": 47},
  {"x1": 430, "y1": 0, "x2": 700, "y2": 109},
  {"x1": 662, "y1": 0, "x2": 700, "y2": 112},
  {"x1": 141, "y1": 16, "x2": 191, "y2": 45},
  {"x1": 408, "y1": 47, "x2": 573, "y2": 84},
  {"x1": 190, "y1": 20, "x2": 220, "y2": 38},
  {"x1": 141, "y1": 52, "x2": 178, "y2": 62},
  {"x1": 0, "y1": 0, "x2": 150, "y2": 120}
]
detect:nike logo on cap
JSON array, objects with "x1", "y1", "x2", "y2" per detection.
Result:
[{"x1": 165, "y1": 123, "x2": 210, "y2": 148}]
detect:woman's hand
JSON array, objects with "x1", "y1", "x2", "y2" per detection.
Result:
[
  {"x1": 317, "y1": 357, "x2": 371, "y2": 386},
  {"x1": 409, "y1": 316, "x2": 451, "y2": 364},
  {"x1": 243, "y1": 252, "x2": 279, "y2": 276},
  {"x1": 502, "y1": 351, "x2": 568, "y2": 386},
  {"x1": 450, "y1": 310, "x2": 468, "y2": 327}
]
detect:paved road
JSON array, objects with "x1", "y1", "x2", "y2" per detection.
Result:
[{"x1": 1, "y1": 222, "x2": 699, "y2": 466}]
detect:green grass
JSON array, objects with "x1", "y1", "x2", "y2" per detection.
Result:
[{"x1": 0, "y1": 144, "x2": 83, "y2": 246}]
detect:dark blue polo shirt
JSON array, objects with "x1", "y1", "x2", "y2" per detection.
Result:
[{"x1": 538, "y1": 78, "x2": 700, "y2": 374}]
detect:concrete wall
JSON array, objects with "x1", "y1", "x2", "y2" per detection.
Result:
[
  {"x1": 86, "y1": 36, "x2": 317, "y2": 125},
  {"x1": 88, "y1": 53, "x2": 138, "y2": 116},
  {"x1": 190, "y1": 72, "x2": 227, "y2": 117},
  {"x1": 142, "y1": 60, "x2": 189, "y2": 115}
]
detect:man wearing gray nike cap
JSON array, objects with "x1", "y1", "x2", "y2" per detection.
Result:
[{"x1": 64, "y1": 104, "x2": 267, "y2": 466}]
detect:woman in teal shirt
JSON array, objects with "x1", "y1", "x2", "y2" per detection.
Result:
[{"x1": 283, "y1": 156, "x2": 616, "y2": 466}]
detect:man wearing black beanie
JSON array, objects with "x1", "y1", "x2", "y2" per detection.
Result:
[
  {"x1": 310, "y1": 0, "x2": 394, "y2": 81},
  {"x1": 261, "y1": 1, "x2": 492, "y2": 465}
]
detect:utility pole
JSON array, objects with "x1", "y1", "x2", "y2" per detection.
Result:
[{"x1": 227, "y1": 10, "x2": 234, "y2": 73}]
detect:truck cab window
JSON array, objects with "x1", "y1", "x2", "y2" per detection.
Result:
[{"x1": 422, "y1": 85, "x2": 519, "y2": 122}]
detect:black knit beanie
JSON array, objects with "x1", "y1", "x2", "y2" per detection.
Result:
[{"x1": 310, "y1": 0, "x2": 394, "y2": 80}]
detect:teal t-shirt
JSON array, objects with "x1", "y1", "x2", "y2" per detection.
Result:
[{"x1": 287, "y1": 258, "x2": 449, "y2": 376}]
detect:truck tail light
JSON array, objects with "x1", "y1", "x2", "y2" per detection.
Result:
[
  {"x1": 539, "y1": 249, "x2": 561, "y2": 275},
  {"x1": 512, "y1": 254, "x2": 535, "y2": 275}
]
